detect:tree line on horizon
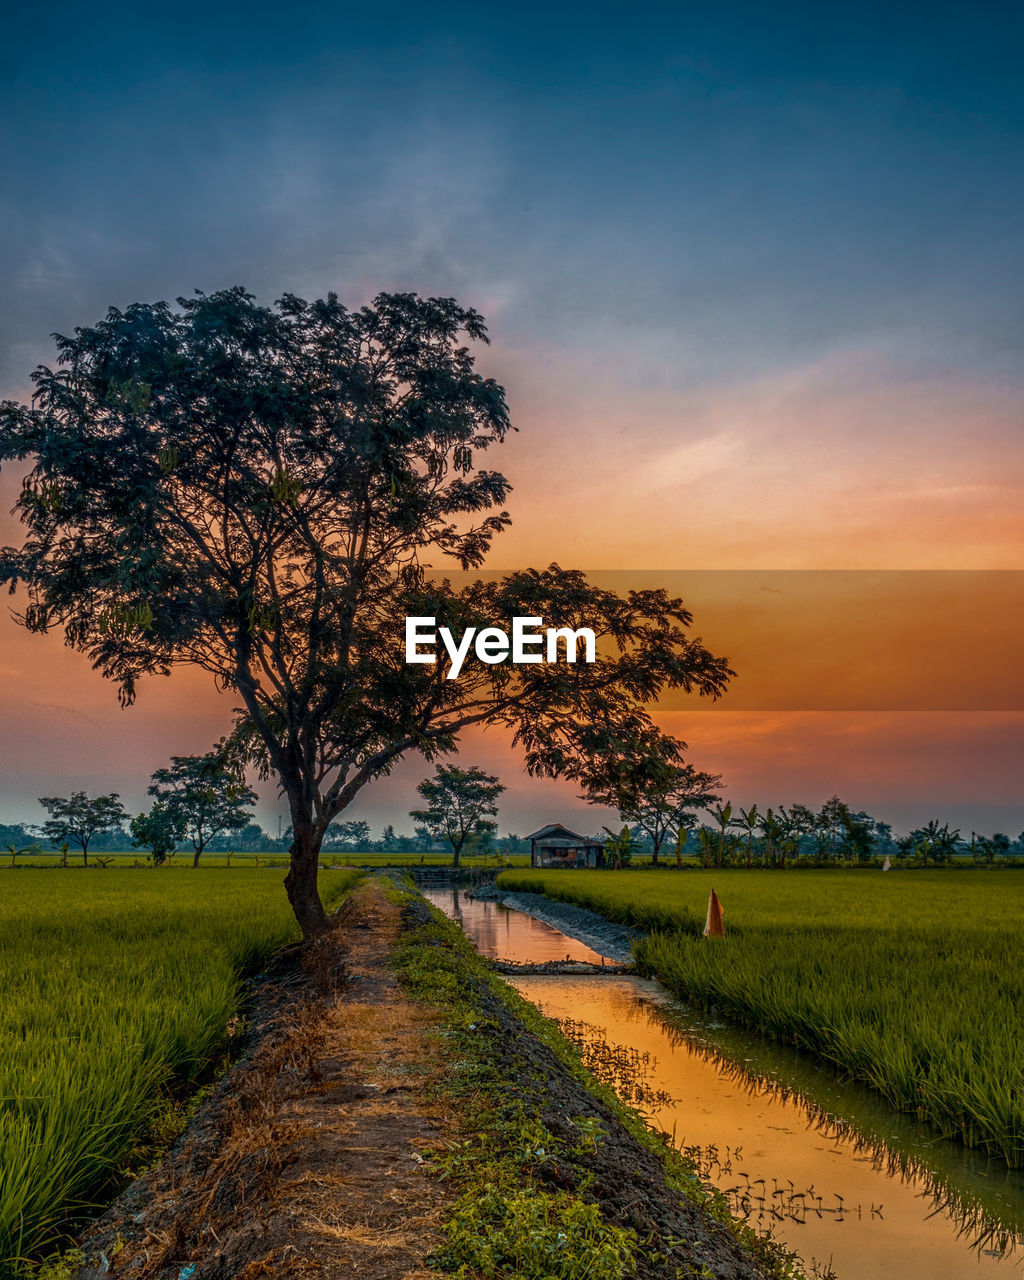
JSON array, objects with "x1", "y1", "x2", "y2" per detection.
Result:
[{"x1": 2, "y1": 756, "x2": 1020, "y2": 870}]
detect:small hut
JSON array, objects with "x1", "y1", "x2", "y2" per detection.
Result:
[{"x1": 527, "y1": 823, "x2": 606, "y2": 869}]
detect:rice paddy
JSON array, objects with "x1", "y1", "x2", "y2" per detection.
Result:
[
  {"x1": 498, "y1": 869, "x2": 1024, "y2": 1168},
  {"x1": 0, "y1": 868, "x2": 361, "y2": 1276}
]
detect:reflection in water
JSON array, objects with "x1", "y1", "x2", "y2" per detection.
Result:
[
  {"x1": 421, "y1": 887, "x2": 610, "y2": 964},
  {"x1": 519, "y1": 978, "x2": 1024, "y2": 1280},
  {"x1": 623, "y1": 989, "x2": 1024, "y2": 1262},
  {"x1": 423, "y1": 887, "x2": 1024, "y2": 1280}
]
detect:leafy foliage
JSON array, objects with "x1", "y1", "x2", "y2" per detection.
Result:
[
  {"x1": 147, "y1": 753, "x2": 257, "y2": 866},
  {"x1": 410, "y1": 763, "x2": 504, "y2": 866},
  {"x1": 579, "y1": 729, "x2": 722, "y2": 861},
  {"x1": 129, "y1": 802, "x2": 185, "y2": 865},
  {"x1": 36, "y1": 793, "x2": 127, "y2": 864}
]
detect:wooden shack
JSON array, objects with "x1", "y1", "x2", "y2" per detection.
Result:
[{"x1": 527, "y1": 823, "x2": 606, "y2": 869}]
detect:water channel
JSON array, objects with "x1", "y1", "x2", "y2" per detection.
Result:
[{"x1": 421, "y1": 886, "x2": 1024, "y2": 1280}]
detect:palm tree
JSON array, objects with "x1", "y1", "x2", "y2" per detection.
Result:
[
  {"x1": 709, "y1": 803, "x2": 734, "y2": 869},
  {"x1": 602, "y1": 824, "x2": 639, "y2": 869},
  {"x1": 738, "y1": 805, "x2": 759, "y2": 869},
  {"x1": 758, "y1": 808, "x2": 785, "y2": 869},
  {"x1": 696, "y1": 827, "x2": 716, "y2": 868},
  {"x1": 672, "y1": 824, "x2": 689, "y2": 869},
  {"x1": 915, "y1": 819, "x2": 961, "y2": 867}
]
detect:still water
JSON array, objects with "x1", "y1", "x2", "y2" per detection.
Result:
[{"x1": 422, "y1": 887, "x2": 1024, "y2": 1280}]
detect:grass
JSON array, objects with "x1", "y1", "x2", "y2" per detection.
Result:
[
  {"x1": 498, "y1": 869, "x2": 1024, "y2": 1168},
  {"x1": 4, "y1": 851, "x2": 530, "y2": 868},
  {"x1": 0, "y1": 868, "x2": 361, "y2": 1277}
]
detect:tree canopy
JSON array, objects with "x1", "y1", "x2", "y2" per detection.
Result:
[
  {"x1": 579, "y1": 728, "x2": 722, "y2": 862},
  {"x1": 148, "y1": 752, "x2": 257, "y2": 867},
  {"x1": 410, "y1": 763, "x2": 504, "y2": 866},
  {"x1": 37, "y1": 792, "x2": 127, "y2": 865},
  {"x1": 1, "y1": 287, "x2": 732, "y2": 934},
  {"x1": 130, "y1": 802, "x2": 185, "y2": 865}
]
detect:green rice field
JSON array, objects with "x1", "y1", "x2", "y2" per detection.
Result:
[
  {"x1": 498, "y1": 869, "x2": 1024, "y2": 1168},
  {"x1": 0, "y1": 868, "x2": 361, "y2": 1276},
  {"x1": 3, "y1": 851, "x2": 530, "y2": 869}
]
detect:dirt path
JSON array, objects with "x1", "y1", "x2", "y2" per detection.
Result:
[{"x1": 76, "y1": 881, "x2": 451, "y2": 1280}]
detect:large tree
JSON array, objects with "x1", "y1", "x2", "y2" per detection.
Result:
[
  {"x1": 37, "y1": 791, "x2": 127, "y2": 865},
  {"x1": 410, "y1": 763, "x2": 504, "y2": 867},
  {"x1": 148, "y1": 752, "x2": 258, "y2": 867},
  {"x1": 1, "y1": 288, "x2": 732, "y2": 936}
]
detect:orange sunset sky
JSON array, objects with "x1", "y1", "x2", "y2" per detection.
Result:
[{"x1": 0, "y1": 376, "x2": 1021, "y2": 838}]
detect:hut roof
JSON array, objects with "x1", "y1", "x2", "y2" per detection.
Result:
[{"x1": 526, "y1": 823, "x2": 597, "y2": 844}]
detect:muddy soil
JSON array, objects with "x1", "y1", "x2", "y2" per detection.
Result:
[{"x1": 74, "y1": 883, "x2": 451, "y2": 1280}]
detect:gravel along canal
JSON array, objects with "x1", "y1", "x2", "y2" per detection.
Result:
[{"x1": 422, "y1": 886, "x2": 1024, "y2": 1280}]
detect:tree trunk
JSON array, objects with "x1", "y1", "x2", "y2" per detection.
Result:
[
  {"x1": 284, "y1": 823, "x2": 329, "y2": 939},
  {"x1": 192, "y1": 847, "x2": 202, "y2": 868},
  {"x1": 451, "y1": 839, "x2": 462, "y2": 869},
  {"x1": 82, "y1": 843, "x2": 89, "y2": 868}
]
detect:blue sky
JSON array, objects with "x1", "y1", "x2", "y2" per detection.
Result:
[{"x1": 3, "y1": 1, "x2": 1023, "y2": 394}]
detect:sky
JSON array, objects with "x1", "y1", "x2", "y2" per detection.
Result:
[{"x1": 1, "y1": 1, "x2": 1022, "y2": 837}]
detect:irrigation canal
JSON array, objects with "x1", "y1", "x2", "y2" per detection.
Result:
[{"x1": 421, "y1": 885, "x2": 1024, "y2": 1280}]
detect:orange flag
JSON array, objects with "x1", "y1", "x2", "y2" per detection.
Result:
[{"x1": 704, "y1": 888, "x2": 725, "y2": 937}]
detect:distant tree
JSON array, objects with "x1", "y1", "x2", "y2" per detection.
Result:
[
  {"x1": 323, "y1": 819, "x2": 372, "y2": 851},
  {"x1": 148, "y1": 753, "x2": 257, "y2": 867},
  {"x1": 785, "y1": 803, "x2": 817, "y2": 857},
  {"x1": 0, "y1": 822, "x2": 36, "y2": 850},
  {"x1": 670, "y1": 825, "x2": 688, "y2": 868},
  {"x1": 38, "y1": 792, "x2": 127, "y2": 866},
  {"x1": 816, "y1": 796, "x2": 851, "y2": 861},
  {"x1": 602, "y1": 823, "x2": 641, "y2": 869},
  {"x1": 412, "y1": 825, "x2": 437, "y2": 852},
  {"x1": 578, "y1": 729, "x2": 722, "y2": 866},
  {"x1": 89, "y1": 826, "x2": 133, "y2": 852},
  {"x1": 232, "y1": 821, "x2": 273, "y2": 852},
  {"x1": 737, "y1": 805, "x2": 759, "y2": 869},
  {"x1": 708, "y1": 803, "x2": 735, "y2": 869},
  {"x1": 974, "y1": 831, "x2": 1010, "y2": 865},
  {"x1": 841, "y1": 810, "x2": 877, "y2": 862},
  {"x1": 410, "y1": 764, "x2": 505, "y2": 867},
  {"x1": 694, "y1": 826, "x2": 716, "y2": 868},
  {"x1": 130, "y1": 801, "x2": 185, "y2": 865},
  {"x1": 902, "y1": 820, "x2": 961, "y2": 867},
  {"x1": 757, "y1": 808, "x2": 786, "y2": 868},
  {"x1": 873, "y1": 820, "x2": 895, "y2": 855}
]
